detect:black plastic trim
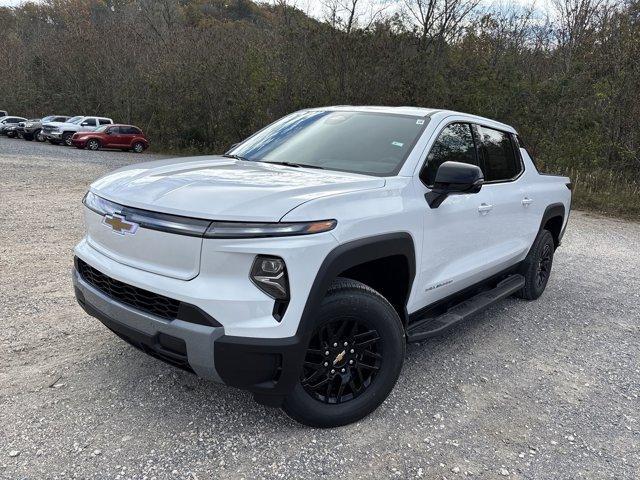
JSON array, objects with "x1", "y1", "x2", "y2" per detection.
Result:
[{"x1": 75, "y1": 257, "x2": 221, "y2": 327}]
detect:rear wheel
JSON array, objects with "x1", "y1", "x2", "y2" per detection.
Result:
[
  {"x1": 87, "y1": 139, "x2": 100, "y2": 151},
  {"x1": 515, "y1": 229, "x2": 555, "y2": 300},
  {"x1": 282, "y1": 278, "x2": 405, "y2": 428},
  {"x1": 132, "y1": 141, "x2": 145, "y2": 153}
]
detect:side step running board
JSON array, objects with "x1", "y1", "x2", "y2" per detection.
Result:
[{"x1": 406, "y1": 274, "x2": 525, "y2": 342}]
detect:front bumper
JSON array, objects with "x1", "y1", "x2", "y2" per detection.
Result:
[
  {"x1": 45, "y1": 131, "x2": 62, "y2": 140},
  {"x1": 73, "y1": 264, "x2": 307, "y2": 406},
  {"x1": 71, "y1": 139, "x2": 87, "y2": 148},
  {"x1": 73, "y1": 266, "x2": 224, "y2": 380}
]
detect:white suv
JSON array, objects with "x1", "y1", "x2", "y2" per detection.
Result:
[
  {"x1": 73, "y1": 106, "x2": 571, "y2": 427},
  {"x1": 43, "y1": 116, "x2": 113, "y2": 145}
]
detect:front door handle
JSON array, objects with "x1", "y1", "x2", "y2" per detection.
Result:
[
  {"x1": 478, "y1": 203, "x2": 494, "y2": 215},
  {"x1": 522, "y1": 197, "x2": 533, "y2": 206}
]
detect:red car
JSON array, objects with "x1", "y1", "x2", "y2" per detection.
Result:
[{"x1": 71, "y1": 124, "x2": 149, "y2": 153}]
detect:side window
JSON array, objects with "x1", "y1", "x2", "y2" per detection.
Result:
[
  {"x1": 423, "y1": 123, "x2": 476, "y2": 186},
  {"x1": 107, "y1": 126, "x2": 119, "y2": 134},
  {"x1": 476, "y1": 126, "x2": 521, "y2": 182},
  {"x1": 98, "y1": 119, "x2": 111, "y2": 125},
  {"x1": 83, "y1": 118, "x2": 97, "y2": 127}
]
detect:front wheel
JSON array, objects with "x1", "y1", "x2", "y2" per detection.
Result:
[
  {"x1": 86, "y1": 139, "x2": 100, "y2": 151},
  {"x1": 515, "y1": 229, "x2": 555, "y2": 300},
  {"x1": 36, "y1": 130, "x2": 46, "y2": 142},
  {"x1": 62, "y1": 132, "x2": 74, "y2": 146},
  {"x1": 282, "y1": 278, "x2": 405, "y2": 428}
]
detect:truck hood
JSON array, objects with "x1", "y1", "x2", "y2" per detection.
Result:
[
  {"x1": 44, "y1": 121, "x2": 75, "y2": 129},
  {"x1": 90, "y1": 156, "x2": 386, "y2": 222}
]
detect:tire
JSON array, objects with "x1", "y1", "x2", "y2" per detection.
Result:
[
  {"x1": 62, "y1": 132, "x2": 74, "y2": 146},
  {"x1": 132, "y1": 141, "x2": 145, "y2": 153},
  {"x1": 6, "y1": 131, "x2": 15, "y2": 138},
  {"x1": 36, "y1": 130, "x2": 46, "y2": 142},
  {"x1": 87, "y1": 139, "x2": 100, "y2": 151},
  {"x1": 282, "y1": 278, "x2": 405, "y2": 428},
  {"x1": 515, "y1": 229, "x2": 555, "y2": 300}
]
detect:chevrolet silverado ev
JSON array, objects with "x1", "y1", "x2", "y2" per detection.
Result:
[{"x1": 73, "y1": 107, "x2": 571, "y2": 427}]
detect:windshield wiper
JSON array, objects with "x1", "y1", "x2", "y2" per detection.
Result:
[
  {"x1": 222, "y1": 153, "x2": 250, "y2": 161},
  {"x1": 266, "y1": 161, "x2": 325, "y2": 170}
]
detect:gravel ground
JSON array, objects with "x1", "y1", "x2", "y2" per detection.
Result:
[{"x1": 1, "y1": 138, "x2": 638, "y2": 480}]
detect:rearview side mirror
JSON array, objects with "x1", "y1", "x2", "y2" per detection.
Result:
[{"x1": 423, "y1": 161, "x2": 484, "y2": 209}]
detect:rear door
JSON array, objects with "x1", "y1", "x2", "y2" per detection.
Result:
[
  {"x1": 473, "y1": 124, "x2": 532, "y2": 269},
  {"x1": 119, "y1": 126, "x2": 137, "y2": 147}
]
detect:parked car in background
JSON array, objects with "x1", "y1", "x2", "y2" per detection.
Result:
[
  {"x1": 23, "y1": 115, "x2": 70, "y2": 141},
  {"x1": 43, "y1": 116, "x2": 113, "y2": 146},
  {"x1": 11, "y1": 118, "x2": 41, "y2": 139},
  {"x1": 71, "y1": 124, "x2": 149, "y2": 153},
  {"x1": 0, "y1": 116, "x2": 27, "y2": 135},
  {"x1": 0, "y1": 110, "x2": 7, "y2": 117}
]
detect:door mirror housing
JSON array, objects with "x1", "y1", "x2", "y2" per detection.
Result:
[{"x1": 423, "y1": 161, "x2": 484, "y2": 209}]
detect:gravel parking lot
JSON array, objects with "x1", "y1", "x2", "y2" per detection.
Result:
[{"x1": 1, "y1": 138, "x2": 638, "y2": 480}]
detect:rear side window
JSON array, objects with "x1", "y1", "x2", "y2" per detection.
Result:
[
  {"x1": 423, "y1": 123, "x2": 477, "y2": 186},
  {"x1": 475, "y1": 126, "x2": 521, "y2": 182},
  {"x1": 122, "y1": 126, "x2": 141, "y2": 134},
  {"x1": 98, "y1": 118, "x2": 111, "y2": 125}
]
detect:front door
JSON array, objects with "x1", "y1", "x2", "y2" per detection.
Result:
[{"x1": 415, "y1": 122, "x2": 497, "y2": 307}]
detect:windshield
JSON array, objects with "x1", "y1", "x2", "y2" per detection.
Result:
[
  {"x1": 41, "y1": 116, "x2": 54, "y2": 122},
  {"x1": 95, "y1": 125, "x2": 110, "y2": 133},
  {"x1": 67, "y1": 116, "x2": 83, "y2": 124},
  {"x1": 230, "y1": 110, "x2": 428, "y2": 176}
]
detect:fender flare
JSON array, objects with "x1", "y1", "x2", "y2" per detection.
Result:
[
  {"x1": 296, "y1": 232, "x2": 416, "y2": 337},
  {"x1": 537, "y1": 202, "x2": 566, "y2": 248}
]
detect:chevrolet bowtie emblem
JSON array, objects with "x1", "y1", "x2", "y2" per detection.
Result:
[
  {"x1": 103, "y1": 214, "x2": 139, "y2": 235},
  {"x1": 333, "y1": 350, "x2": 346, "y2": 366}
]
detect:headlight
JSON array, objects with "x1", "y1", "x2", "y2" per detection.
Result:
[
  {"x1": 250, "y1": 255, "x2": 289, "y2": 300},
  {"x1": 26, "y1": 123, "x2": 33, "y2": 127},
  {"x1": 204, "y1": 220, "x2": 336, "y2": 238}
]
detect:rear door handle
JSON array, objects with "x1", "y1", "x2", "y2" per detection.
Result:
[
  {"x1": 522, "y1": 197, "x2": 533, "y2": 206},
  {"x1": 478, "y1": 203, "x2": 494, "y2": 214}
]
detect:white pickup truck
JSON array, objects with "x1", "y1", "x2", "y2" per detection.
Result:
[
  {"x1": 73, "y1": 106, "x2": 571, "y2": 427},
  {"x1": 43, "y1": 116, "x2": 113, "y2": 145}
]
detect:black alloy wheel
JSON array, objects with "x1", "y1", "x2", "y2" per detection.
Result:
[
  {"x1": 283, "y1": 278, "x2": 405, "y2": 428},
  {"x1": 536, "y1": 243, "x2": 552, "y2": 289},
  {"x1": 515, "y1": 229, "x2": 555, "y2": 300},
  {"x1": 302, "y1": 318, "x2": 382, "y2": 404}
]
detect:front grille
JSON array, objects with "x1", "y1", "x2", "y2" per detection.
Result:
[
  {"x1": 76, "y1": 258, "x2": 180, "y2": 320},
  {"x1": 42, "y1": 125, "x2": 56, "y2": 133}
]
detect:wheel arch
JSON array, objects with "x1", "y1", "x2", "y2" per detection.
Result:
[
  {"x1": 296, "y1": 232, "x2": 416, "y2": 336},
  {"x1": 539, "y1": 203, "x2": 565, "y2": 248}
]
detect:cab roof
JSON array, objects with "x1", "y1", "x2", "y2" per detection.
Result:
[{"x1": 308, "y1": 105, "x2": 516, "y2": 133}]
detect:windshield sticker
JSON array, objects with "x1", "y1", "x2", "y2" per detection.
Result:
[
  {"x1": 416, "y1": 119, "x2": 425, "y2": 125},
  {"x1": 391, "y1": 141, "x2": 404, "y2": 147}
]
